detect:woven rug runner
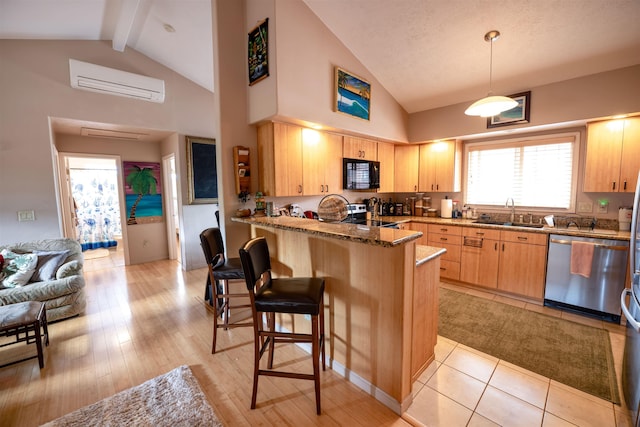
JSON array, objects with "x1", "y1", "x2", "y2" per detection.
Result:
[
  {"x1": 438, "y1": 287, "x2": 620, "y2": 404},
  {"x1": 41, "y1": 365, "x2": 222, "y2": 426}
]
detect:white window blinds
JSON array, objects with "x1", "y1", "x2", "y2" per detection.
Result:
[{"x1": 466, "y1": 135, "x2": 576, "y2": 209}]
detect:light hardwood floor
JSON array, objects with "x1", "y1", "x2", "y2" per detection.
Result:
[
  {"x1": 0, "y1": 248, "x2": 633, "y2": 426},
  {"x1": 0, "y1": 251, "x2": 411, "y2": 426}
]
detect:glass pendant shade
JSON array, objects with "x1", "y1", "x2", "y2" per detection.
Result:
[{"x1": 464, "y1": 95, "x2": 518, "y2": 117}]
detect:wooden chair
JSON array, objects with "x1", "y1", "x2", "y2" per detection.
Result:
[
  {"x1": 199, "y1": 228, "x2": 252, "y2": 353},
  {"x1": 239, "y1": 236, "x2": 325, "y2": 414}
]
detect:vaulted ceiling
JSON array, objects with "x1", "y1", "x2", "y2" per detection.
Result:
[{"x1": 2, "y1": 0, "x2": 639, "y2": 115}]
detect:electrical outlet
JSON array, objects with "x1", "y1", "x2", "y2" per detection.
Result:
[
  {"x1": 17, "y1": 210, "x2": 35, "y2": 221},
  {"x1": 597, "y1": 201, "x2": 609, "y2": 214},
  {"x1": 577, "y1": 202, "x2": 593, "y2": 213}
]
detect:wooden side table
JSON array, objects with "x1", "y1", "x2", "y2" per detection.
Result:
[{"x1": 0, "y1": 301, "x2": 49, "y2": 369}]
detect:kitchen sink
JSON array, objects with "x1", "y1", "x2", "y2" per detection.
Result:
[{"x1": 472, "y1": 220, "x2": 544, "y2": 228}]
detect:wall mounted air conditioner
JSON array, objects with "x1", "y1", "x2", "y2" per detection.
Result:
[{"x1": 69, "y1": 59, "x2": 165, "y2": 103}]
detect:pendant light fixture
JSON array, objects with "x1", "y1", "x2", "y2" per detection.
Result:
[{"x1": 465, "y1": 30, "x2": 518, "y2": 117}]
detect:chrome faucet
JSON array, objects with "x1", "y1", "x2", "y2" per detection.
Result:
[{"x1": 505, "y1": 197, "x2": 515, "y2": 223}]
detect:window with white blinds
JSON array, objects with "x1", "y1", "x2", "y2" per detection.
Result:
[{"x1": 466, "y1": 134, "x2": 578, "y2": 210}]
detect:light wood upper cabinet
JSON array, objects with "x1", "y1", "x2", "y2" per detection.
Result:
[
  {"x1": 394, "y1": 144, "x2": 419, "y2": 192},
  {"x1": 377, "y1": 141, "x2": 395, "y2": 193},
  {"x1": 258, "y1": 122, "x2": 303, "y2": 197},
  {"x1": 584, "y1": 117, "x2": 640, "y2": 192},
  {"x1": 258, "y1": 123, "x2": 342, "y2": 197},
  {"x1": 302, "y1": 130, "x2": 343, "y2": 196},
  {"x1": 418, "y1": 140, "x2": 461, "y2": 193},
  {"x1": 343, "y1": 136, "x2": 377, "y2": 160}
]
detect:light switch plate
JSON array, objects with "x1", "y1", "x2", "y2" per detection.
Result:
[
  {"x1": 17, "y1": 210, "x2": 35, "y2": 221},
  {"x1": 577, "y1": 202, "x2": 593, "y2": 213},
  {"x1": 597, "y1": 201, "x2": 609, "y2": 214}
]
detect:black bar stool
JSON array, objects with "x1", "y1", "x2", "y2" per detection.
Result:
[
  {"x1": 239, "y1": 236, "x2": 325, "y2": 415},
  {"x1": 200, "y1": 227, "x2": 252, "y2": 353}
]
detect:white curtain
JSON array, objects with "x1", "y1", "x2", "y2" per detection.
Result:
[{"x1": 70, "y1": 168, "x2": 122, "y2": 251}]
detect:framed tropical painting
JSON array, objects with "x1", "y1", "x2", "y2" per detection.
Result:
[
  {"x1": 487, "y1": 91, "x2": 531, "y2": 128},
  {"x1": 335, "y1": 67, "x2": 371, "y2": 121},
  {"x1": 186, "y1": 136, "x2": 218, "y2": 204},
  {"x1": 123, "y1": 161, "x2": 162, "y2": 225},
  {"x1": 248, "y1": 19, "x2": 269, "y2": 86}
]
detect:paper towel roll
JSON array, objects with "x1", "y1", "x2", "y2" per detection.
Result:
[{"x1": 441, "y1": 199, "x2": 453, "y2": 218}]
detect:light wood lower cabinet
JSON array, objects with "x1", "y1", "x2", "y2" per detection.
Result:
[
  {"x1": 457, "y1": 227, "x2": 548, "y2": 300},
  {"x1": 399, "y1": 222, "x2": 429, "y2": 245},
  {"x1": 496, "y1": 230, "x2": 548, "y2": 299},
  {"x1": 460, "y1": 227, "x2": 500, "y2": 288},
  {"x1": 427, "y1": 224, "x2": 461, "y2": 281}
]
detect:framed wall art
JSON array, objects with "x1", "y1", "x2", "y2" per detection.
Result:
[
  {"x1": 248, "y1": 18, "x2": 269, "y2": 86},
  {"x1": 335, "y1": 67, "x2": 371, "y2": 121},
  {"x1": 487, "y1": 91, "x2": 531, "y2": 128},
  {"x1": 186, "y1": 136, "x2": 218, "y2": 204},
  {"x1": 123, "y1": 161, "x2": 162, "y2": 225}
]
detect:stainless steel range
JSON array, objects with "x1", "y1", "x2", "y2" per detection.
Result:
[{"x1": 344, "y1": 204, "x2": 399, "y2": 228}]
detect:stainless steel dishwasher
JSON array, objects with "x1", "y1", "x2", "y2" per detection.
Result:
[{"x1": 544, "y1": 233, "x2": 629, "y2": 323}]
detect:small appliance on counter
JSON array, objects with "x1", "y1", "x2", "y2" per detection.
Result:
[{"x1": 620, "y1": 206, "x2": 633, "y2": 231}]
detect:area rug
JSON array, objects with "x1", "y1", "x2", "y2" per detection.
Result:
[
  {"x1": 438, "y1": 288, "x2": 620, "y2": 404},
  {"x1": 41, "y1": 365, "x2": 223, "y2": 426}
]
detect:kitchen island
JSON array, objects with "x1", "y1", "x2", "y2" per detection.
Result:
[{"x1": 231, "y1": 215, "x2": 446, "y2": 414}]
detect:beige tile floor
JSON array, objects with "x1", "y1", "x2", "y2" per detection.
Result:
[{"x1": 405, "y1": 282, "x2": 634, "y2": 427}]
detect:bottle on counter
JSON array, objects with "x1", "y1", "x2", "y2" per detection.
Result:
[{"x1": 389, "y1": 198, "x2": 395, "y2": 215}]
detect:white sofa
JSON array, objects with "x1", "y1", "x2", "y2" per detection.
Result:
[{"x1": 0, "y1": 238, "x2": 86, "y2": 321}]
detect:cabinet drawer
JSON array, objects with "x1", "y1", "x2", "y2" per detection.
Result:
[
  {"x1": 462, "y1": 226, "x2": 501, "y2": 240},
  {"x1": 428, "y1": 234, "x2": 462, "y2": 248},
  {"x1": 439, "y1": 260, "x2": 460, "y2": 281},
  {"x1": 500, "y1": 230, "x2": 548, "y2": 246},
  {"x1": 427, "y1": 237, "x2": 461, "y2": 261},
  {"x1": 427, "y1": 224, "x2": 462, "y2": 236}
]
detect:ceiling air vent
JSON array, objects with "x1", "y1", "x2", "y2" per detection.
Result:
[
  {"x1": 69, "y1": 59, "x2": 165, "y2": 103},
  {"x1": 80, "y1": 127, "x2": 148, "y2": 140}
]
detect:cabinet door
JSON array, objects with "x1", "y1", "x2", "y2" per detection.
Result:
[
  {"x1": 344, "y1": 136, "x2": 377, "y2": 160},
  {"x1": 460, "y1": 238, "x2": 499, "y2": 288},
  {"x1": 377, "y1": 141, "x2": 395, "y2": 193},
  {"x1": 497, "y1": 241, "x2": 547, "y2": 299},
  {"x1": 273, "y1": 123, "x2": 304, "y2": 196},
  {"x1": 406, "y1": 222, "x2": 429, "y2": 245},
  {"x1": 302, "y1": 131, "x2": 343, "y2": 196},
  {"x1": 418, "y1": 143, "x2": 437, "y2": 192},
  {"x1": 394, "y1": 145, "x2": 419, "y2": 192},
  {"x1": 619, "y1": 117, "x2": 640, "y2": 193},
  {"x1": 584, "y1": 120, "x2": 623, "y2": 192},
  {"x1": 434, "y1": 140, "x2": 461, "y2": 192}
]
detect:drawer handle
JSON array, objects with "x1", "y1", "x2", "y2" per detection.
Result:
[
  {"x1": 475, "y1": 232, "x2": 485, "y2": 236},
  {"x1": 440, "y1": 237, "x2": 448, "y2": 241},
  {"x1": 440, "y1": 228, "x2": 448, "y2": 232},
  {"x1": 440, "y1": 267, "x2": 446, "y2": 271},
  {"x1": 517, "y1": 236, "x2": 528, "y2": 241}
]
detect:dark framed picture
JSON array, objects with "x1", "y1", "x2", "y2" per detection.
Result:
[
  {"x1": 186, "y1": 136, "x2": 218, "y2": 204},
  {"x1": 248, "y1": 19, "x2": 269, "y2": 86},
  {"x1": 335, "y1": 67, "x2": 371, "y2": 121},
  {"x1": 487, "y1": 91, "x2": 531, "y2": 128}
]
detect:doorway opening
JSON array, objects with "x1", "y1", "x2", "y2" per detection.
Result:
[{"x1": 60, "y1": 154, "x2": 125, "y2": 265}]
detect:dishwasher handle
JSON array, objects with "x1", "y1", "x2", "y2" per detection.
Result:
[
  {"x1": 549, "y1": 238, "x2": 628, "y2": 251},
  {"x1": 621, "y1": 288, "x2": 640, "y2": 332}
]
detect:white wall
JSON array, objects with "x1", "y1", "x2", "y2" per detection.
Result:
[
  {"x1": 409, "y1": 65, "x2": 640, "y2": 142},
  {"x1": 0, "y1": 40, "x2": 218, "y2": 269},
  {"x1": 247, "y1": 0, "x2": 409, "y2": 143}
]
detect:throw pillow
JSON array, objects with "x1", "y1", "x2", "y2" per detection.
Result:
[
  {"x1": 1, "y1": 249, "x2": 38, "y2": 288},
  {"x1": 30, "y1": 250, "x2": 71, "y2": 282}
]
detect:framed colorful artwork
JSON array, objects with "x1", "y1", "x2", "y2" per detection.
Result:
[
  {"x1": 487, "y1": 91, "x2": 531, "y2": 128},
  {"x1": 335, "y1": 67, "x2": 371, "y2": 121},
  {"x1": 248, "y1": 19, "x2": 269, "y2": 85}
]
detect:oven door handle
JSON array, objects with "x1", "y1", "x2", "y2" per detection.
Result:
[
  {"x1": 621, "y1": 288, "x2": 640, "y2": 332},
  {"x1": 550, "y1": 238, "x2": 628, "y2": 251}
]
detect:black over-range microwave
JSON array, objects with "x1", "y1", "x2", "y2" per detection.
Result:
[{"x1": 343, "y1": 158, "x2": 380, "y2": 190}]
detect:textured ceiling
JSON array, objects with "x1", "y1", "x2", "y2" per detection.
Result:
[{"x1": 2, "y1": 0, "x2": 639, "y2": 117}]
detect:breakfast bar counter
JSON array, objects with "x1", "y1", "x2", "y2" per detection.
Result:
[{"x1": 232, "y1": 215, "x2": 445, "y2": 414}]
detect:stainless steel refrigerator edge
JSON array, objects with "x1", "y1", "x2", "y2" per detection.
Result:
[{"x1": 622, "y1": 170, "x2": 640, "y2": 427}]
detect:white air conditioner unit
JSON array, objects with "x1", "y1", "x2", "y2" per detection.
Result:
[{"x1": 69, "y1": 59, "x2": 165, "y2": 103}]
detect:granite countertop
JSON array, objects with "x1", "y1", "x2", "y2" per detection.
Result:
[
  {"x1": 381, "y1": 216, "x2": 631, "y2": 241},
  {"x1": 231, "y1": 215, "x2": 423, "y2": 247},
  {"x1": 416, "y1": 245, "x2": 447, "y2": 266}
]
